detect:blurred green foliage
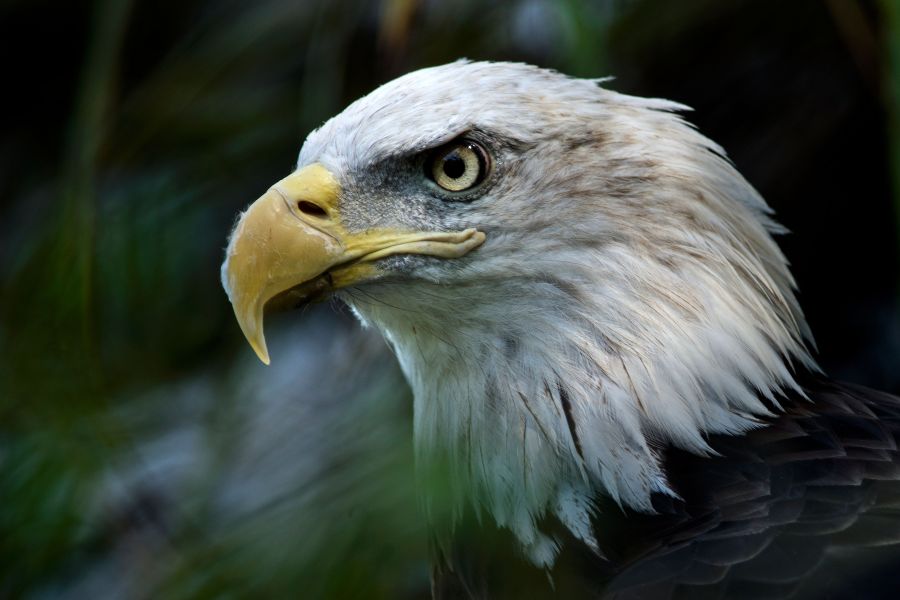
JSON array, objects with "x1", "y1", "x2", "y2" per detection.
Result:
[{"x1": 0, "y1": 0, "x2": 897, "y2": 598}]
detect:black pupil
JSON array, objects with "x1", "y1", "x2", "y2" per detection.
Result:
[{"x1": 442, "y1": 152, "x2": 466, "y2": 179}]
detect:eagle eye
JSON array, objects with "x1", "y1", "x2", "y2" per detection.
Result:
[{"x1": 427, "y1": 139, "x2": 489, "y2": 193}]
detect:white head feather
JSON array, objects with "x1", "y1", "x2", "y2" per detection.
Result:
[{"x1": 296, "y1": 61, "x2": 816, "y2": 565}]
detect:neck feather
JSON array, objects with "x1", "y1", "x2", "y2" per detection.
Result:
[{"x1": 347, "y1": 247, "x2": 814, "y2": 563}]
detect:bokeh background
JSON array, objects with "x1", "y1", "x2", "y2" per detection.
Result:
[{"x1": 1, "y1": 0, "x2": 898, "y2": 597}]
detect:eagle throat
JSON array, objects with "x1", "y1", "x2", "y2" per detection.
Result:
[{"x1": 346, "y1": 242, "x2": 813, "y2": 566}]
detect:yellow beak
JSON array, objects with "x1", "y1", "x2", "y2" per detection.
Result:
[{"x1": 223, "y1": 163, "x2": 485, "y2": 365}]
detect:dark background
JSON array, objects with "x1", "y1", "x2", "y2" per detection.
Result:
[{"x1": 1, "y1": 0, "x2": 898, "y2": 597}]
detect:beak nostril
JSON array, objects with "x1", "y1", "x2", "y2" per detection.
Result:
[{"x1": 297, "y1": 200, "x2": 327, "y2": 218}]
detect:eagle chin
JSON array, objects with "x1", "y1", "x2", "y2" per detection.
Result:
[{"x1": 221, "y1": 61, "x2": 892, "y2": 581}]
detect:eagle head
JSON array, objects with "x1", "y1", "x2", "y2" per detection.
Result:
[{"x1": 221, "y1": 61, "x2": 815, "y2": 564}]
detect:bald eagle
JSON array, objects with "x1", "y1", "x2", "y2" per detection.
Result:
[{"x1": 222, "y1": 62, "x2": 900, "y2": 598}]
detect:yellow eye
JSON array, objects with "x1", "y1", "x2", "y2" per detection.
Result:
[{"x1": 429, "y1": 140, "x2": 489, "y2": 192}]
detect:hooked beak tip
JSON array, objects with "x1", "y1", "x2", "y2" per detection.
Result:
[
  {"x1": 252, "y1": 343, "x2": 271, "y2": 366},
  {"x1": 233, "y1": 300, "x2": 272, "y2": 366}
]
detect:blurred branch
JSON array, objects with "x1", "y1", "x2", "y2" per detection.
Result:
[
  {"x1": 59, "y1": 0, "x2": 133, "y2": 351},
  {"x1": 825, "y1": 0, "x2": 881, "y2": 95},
  {"x1": 378, "y1": 0, "x2": 419, "y2": 71},
  {"x1": 881, "y1": 0, "x2": 900, "y2": 270}
]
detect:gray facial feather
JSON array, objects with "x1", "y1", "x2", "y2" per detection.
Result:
[{"x1": 296, "y1": 61, "x2": 816, "y2": 566}]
